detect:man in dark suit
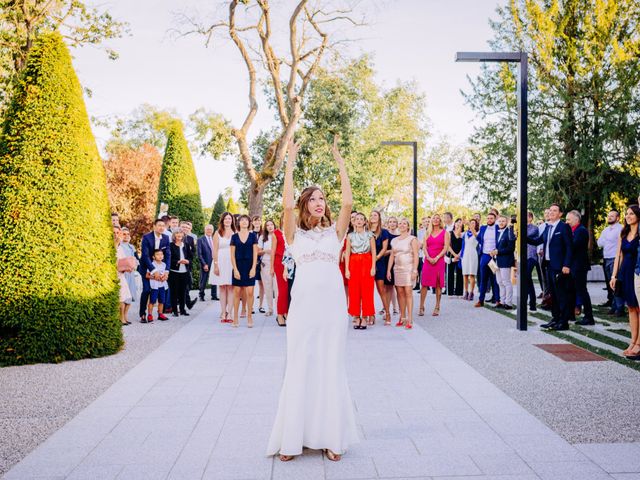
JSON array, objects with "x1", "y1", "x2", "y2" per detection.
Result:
[
  {"x1": 474, "y1": 212, "x2": 501, "y2": 307},
  {"x1": 138, "y1": 219, "x2": 172, "y2": 323},
  {"x1": 491, "y1": 215, "x2": 516, "y2": 309},
  {"x1": 527, "y1": 203, "x2": 573, "y2": 330},
  {"x1": 566, "y1": 210, "x2": 594, "y2": 325},
  {"x1": 197, "y1": 224, "x2": 216, "y2": 301}
]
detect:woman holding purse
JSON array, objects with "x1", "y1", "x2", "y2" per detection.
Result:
[{"x1": 114, "y1": 226, "x2": 135, "y2": 325}]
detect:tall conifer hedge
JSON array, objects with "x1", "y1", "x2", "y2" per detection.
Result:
[
  {"x1": 0, "y1": 33, "x2": 123, "y2": 365},
  {"x1": 157, "y1": 122, "x2": 204, "y2": 234}
]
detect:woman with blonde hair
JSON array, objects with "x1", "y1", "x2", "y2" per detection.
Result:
[
  {"x1": 267, "y1": 135, "x2": 358, "y2": 462},
  {"x1": 386, "y1": 218, "x2": 419, "y2": 329},
  {"x1": 419, "y1": 213, "x2": 450, "y2": 316}
]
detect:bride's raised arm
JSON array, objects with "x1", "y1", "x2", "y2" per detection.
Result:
[
  {"x1": 283, "y1": 138, "x2": 299, "y2": 245},
  {"x1": 331, "y1": 134, "x2": 353, "y2": 240}
]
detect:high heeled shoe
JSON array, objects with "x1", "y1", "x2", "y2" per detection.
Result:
[
  {"x1": 395, "y1": 318, "x2": 405, "y2": 327},
  {"x1": 323, "y1": 449, "x2": 342, "y2": 462}
]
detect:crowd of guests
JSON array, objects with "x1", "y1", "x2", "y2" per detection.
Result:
[{"x1": 110, "y1": 199, "x2": 640, "y2": 360}]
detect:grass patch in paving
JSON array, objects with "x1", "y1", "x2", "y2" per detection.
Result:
[
  {"x1": 544, "y1": 330, "x2": 640, "y2": 373},
  {"x1": 593, "y1": 305, "x2": 628, "y2": 324},
  {"x1": 570, "y1": 324, "x2": 629, "y2": 351},
  {"x1": 609, "y1": 329, "x2": 632, "y2": 338}
]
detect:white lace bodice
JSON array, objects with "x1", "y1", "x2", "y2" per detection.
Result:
[{"x1": 290, "y1": 224, "x2": 342, "y2": 266}]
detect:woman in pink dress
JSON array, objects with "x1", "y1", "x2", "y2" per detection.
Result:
[{"x1": 419, "y1": 214, "x2": 450, "y2": 316}]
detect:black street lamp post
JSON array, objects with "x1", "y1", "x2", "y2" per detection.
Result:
[
  {"x1": 381, "y1": 141, "x2": 418, "y2": 236},
  {"x1": 455, "y1": 51, "x2": 529, "y2": 331}
]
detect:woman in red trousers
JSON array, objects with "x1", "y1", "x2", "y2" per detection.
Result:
[
  {"x1": 345, "y1": 212, "x2": 376, "y2": 329},
  {"x1": 271, "y1": 222, "x2": 288, "y2": 327}
]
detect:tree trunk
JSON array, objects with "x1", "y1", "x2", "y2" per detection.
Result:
[{"x1": 248, "y1": 180, "x2": 266, "y2": 217}]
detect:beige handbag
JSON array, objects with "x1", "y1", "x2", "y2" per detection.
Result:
[{"x1": 487, "y1": 257, "x2": 499, "y2": 274}]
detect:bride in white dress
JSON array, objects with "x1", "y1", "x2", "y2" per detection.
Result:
[{"x1": 266, "y1": 135, "x2": 359, "y2": 462}]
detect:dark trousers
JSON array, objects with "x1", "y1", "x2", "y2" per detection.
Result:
[
  {"x1": 534, "y1": 259, "x2": 545, "y2": 292},
  {"x1": 603, "y1": 258, "x2": 625, "y2": 311},
  {"x1": 415, "y1": 258, "x2": 423, "y2": 290},
  {"x1": 547, "y1": 267, "x2": 572, "y2": 324},
  {"x1": 541, "y1": 259, "x2": 550, "y2": 295},
  {"x1": 169, "y1": 271, "x2": 189, "y2": 314},
  {"x1": 479, "y1": 254, "x2": 500, "y2": 302},
  {"x1": 573, "y1": 270, "x2": 593, "y2": 320},
  {"x1": 139, "y1": 276, "x2": 151, "y2": 317},
  {"x1": 199, "y1": 266, "x2": 216, "y2": 299},
  {"x1": 447, "y1": 262, "x2": 463, "y2": 296},
  {"x1": 526, "y1": 258, "x2": 538, "y2": 308}
]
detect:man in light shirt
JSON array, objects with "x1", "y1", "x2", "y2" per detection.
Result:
[
  {"x1": 474, "y1": 212, "x2": 501, "y2": 307},
  {"x1": 597, "y1": 210, "x2": 624, "y2": 315}
]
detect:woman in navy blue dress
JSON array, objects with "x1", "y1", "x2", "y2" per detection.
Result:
[
  {"x1": 369, "y1": 210, "x2": 392, "y2": 325},
  {"x1": 611, "y1": 205, "x2": 640, "y2": 358},
  {"x1": 231, "y1": 215, "x2": 259, "y2": 328}
]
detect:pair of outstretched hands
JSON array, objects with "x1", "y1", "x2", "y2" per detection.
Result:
[{"x1": 287, "y1": 133, "x2": 344, "y2": 167}]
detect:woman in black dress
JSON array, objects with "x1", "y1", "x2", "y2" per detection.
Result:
[
  {"x1": 231, "y1": 215, "x2": 259, "y2": 328},
  {"x1": 369, "y1": 210, "x2": 392, "y2": 325},
  {"x1": 611, "y1": 205, "x2": 640, "y2": 358},
  {"x1": 447, "y1": 218, "x2": 464, "y2": 297},
  {"x1": 169, "y1": 230, "x2": 195, "y2": 317}
]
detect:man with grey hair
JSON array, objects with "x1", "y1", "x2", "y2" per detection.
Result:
[
  {"x1": 566, "y1": 210, "x2": 594, "y2": 325},
  {"x1": 597, "y1": 210, "x2": 624, "y2": 315}
]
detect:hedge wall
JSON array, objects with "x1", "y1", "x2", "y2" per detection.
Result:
[
  {"x1": 0, "y1": 33, "x2": 123, "y2": 365},
  {"x1": 157, "y1": 122, "x2": 204, "y2": 234}
]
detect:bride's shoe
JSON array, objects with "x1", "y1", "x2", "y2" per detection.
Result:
[
  {"x1": 323, "y1": 449, "x2": 342, "y2": 462},
  {"x1": 279, "y1": 454, "x2": 294, "y2": 462}
]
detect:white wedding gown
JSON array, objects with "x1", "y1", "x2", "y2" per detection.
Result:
[{"x1": 266, "y1": 224, "x2": 359, "y2": 456}]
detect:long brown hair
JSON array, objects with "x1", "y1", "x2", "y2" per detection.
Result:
[
  {"x1": 296, "y1": 186, "x2": 332, "y2": 231},
  {"x1": 369, "y1": 210, "x2": 383, "y2": 237},
  {"x1": 217, "y1": 212, "x2": 236, "y2": 236},
  {"x1": 262, "y1": 219, "x2": 275, "y2": 242},
  {"x1": 621, "y1": 205, "x2": 640, "y2": 239}
]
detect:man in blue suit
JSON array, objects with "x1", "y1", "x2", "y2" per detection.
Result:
[
  {"x1": 527, "y1": 203, "x2": 573, "y2": 330},
  {"x1": 491, "y1": 215, "x2": 516, "y2": 309},
  {"x1": 197, "y1": 224, "x2": 215, "y2": 301},
  {"x1": 474, "y1": 212, "x2": 501, "y2": 307},
  {"x1": 138, "y1": 219, "x2": 172, "y2": 323},
  {"x1": 566, "y1": 210, "x2": 594, "y2": 325}
]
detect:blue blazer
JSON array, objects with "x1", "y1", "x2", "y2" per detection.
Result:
[
  {"x1": 139, "y1": 232, "x2": 172, "y2": 275},
  {"x1": 527, "y1": 221, "x2": 572, "y2": 271},
  {"x1": 197, "y1": 235, "x2": 214, "y2": 268},
  {"x1": 571, "y1": 224, "x2": 591, "y2": 273},
  {"x1": 495, "y1": 227, "x2": 516, "y2": 268},
  {"x1": 476, "y1": 224, "x2": 499, "y2": 256}
]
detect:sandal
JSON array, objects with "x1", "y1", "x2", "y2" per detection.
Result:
[
  {"x1": 405, "y1": 322, "x2": 413, "y2": 330},
  {"x1": 323, "y1": 449, "x2": 342, "y2": 462},
  {"x1": 418, "y1": 307, "x2": 425, "y2": 316},
  {"x1": 432, "y1": 307, "x2": 440, "y2": 317},
  {"x1": 279, "y1": 454, "x2": 294, "y2": 462},
  {"x1": 396, "y1": 318, "x2": 405, "y2": 327}
]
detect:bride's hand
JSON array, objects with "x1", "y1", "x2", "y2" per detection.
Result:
[{"x1": 288, "y1": 137, "x2": 300, "y2": 159}]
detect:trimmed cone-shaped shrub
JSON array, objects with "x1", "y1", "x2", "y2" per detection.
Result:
[
  {"x1": 226, "y1": 196, "x2": 240, "y2": 214},
  {"x1": 209, "y1": 193, "x2": 226, "y2": 227},
  {"x1": 0, "y1": 33, "x2": 122, "y2": 365},
  {"x1": 157, "y1": 122, "x2": 204, "y2": 234}
]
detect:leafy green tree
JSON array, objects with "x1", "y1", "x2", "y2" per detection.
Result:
[
  {"x1": 463, "y1": 0, "x2": 640, "y2": 246},
  {"x1": 226, "y1": 196, "x2": 240, "y2": 215},
  {"x1": 157, "y1": 121, "x2": 204, "y2": 234},
  {"x1": 0, "y1": 0, "x2": 128, "y2": 114},
  {"x1": 210, "y1": 193, "x2": 226, "y2": 227},
  {"x1": 236, "y1": 56, "x2": 438, "y2": 219},
  {"x1": 0, "y1": 32, "x2": 122, "y2": 365}
]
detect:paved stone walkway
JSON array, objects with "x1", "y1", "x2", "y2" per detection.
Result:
[{"x1": 4, "y1": 301, "x2": 639, "y2": 480}]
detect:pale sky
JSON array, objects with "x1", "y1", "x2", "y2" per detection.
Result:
[{"x1": 73, "y1": 0, "x2": 500, "y2": 207}]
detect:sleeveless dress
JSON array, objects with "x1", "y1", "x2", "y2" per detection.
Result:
[
  {"x1": 461, "y1": 232, "x2": 479, "y2": 275},
  {"x1": 374, "y1": 228, "x2": 391, "y2": 281},
  {"x1": 390, "y1": 235, "x2": 416, "y2": 287},
  {"x1": 422, "y1": 229, "x2": 446, "y2": 288},
  {"x1": 211, "y1": 234, "x2": 233, "y2": 286},
  {"x1": 231, "y1": 232, "x2": 258, "y2": 287},
  {"x1": 619, "y1": 236, "x2": 639, "y2": 308},
  {"x1": 266, "y1": 224, "x2": 359, "y2": 456}
]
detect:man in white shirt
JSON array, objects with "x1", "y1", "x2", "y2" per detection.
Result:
[{"x1": 597, "y1": 210, "x2": 624, "y2": 315}]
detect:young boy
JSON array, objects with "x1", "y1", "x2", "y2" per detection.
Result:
[{"x1": 146, "y1": 249, "x2": 169, "y2": 322}]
